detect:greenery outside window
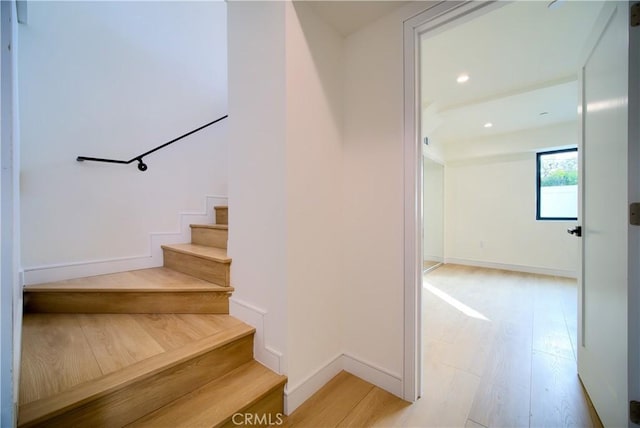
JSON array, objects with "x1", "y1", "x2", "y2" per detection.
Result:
[{"x1": 536, "y1": 148, "x2": 578, "y2": 220}]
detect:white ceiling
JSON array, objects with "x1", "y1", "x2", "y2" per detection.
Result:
[
  {"x1": 421, "y1": 1, "x2": 604, "y2": 145},
  {"x1": 306, "y1": 1, "x2": 409, "y2": 36}
]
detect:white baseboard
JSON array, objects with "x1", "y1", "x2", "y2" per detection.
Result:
[
  {"x1": 228, "y1": 297, "x2": 283, "y2": 375},
  {"x1": 444, "y1": 257, "x2": 577, "y2": 278},
  {"x1": 227, "y1": 299, "x2": 402, "y2": 415},
  {"x1": 283, "y1": 353, "x2": 403, "y2": 415},
  {"x1": 342, "y1": 353, "x2": 403, "y2": 398},
  {"x1": 284, "y1": 353, "x2": 343, "y2": 415},
  {"x1": 23, "y1": 195, "x2": 228, "y2": 285}
]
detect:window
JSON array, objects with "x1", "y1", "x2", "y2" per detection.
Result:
[{"x1": 536, "y1": 148, "x2": 578, "y2": 220}]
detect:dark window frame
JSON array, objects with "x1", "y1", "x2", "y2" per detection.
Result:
[{"x1": 536, "y1": 148, "x2": 578, "y2": 221}]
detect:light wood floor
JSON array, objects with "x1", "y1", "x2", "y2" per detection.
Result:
[
  {"x1": 26, "y1": 267, "x2": 224, "y2": 291},
  {"x1": 286, "y1": 265, "x2": 602, "y2": 428},
  {"x1": 19, "y1": 313, "x2": 244, "y2": 405}
]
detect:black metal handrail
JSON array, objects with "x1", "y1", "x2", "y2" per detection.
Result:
[{"x1": 77, "y1": 114, "x2": 228, "y2": 171}]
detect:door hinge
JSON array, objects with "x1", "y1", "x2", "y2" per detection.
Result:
[
  {"x1": 632, "y1": 3, "x2": 640, "y2": 27},
  {"x1": 631, "y1": 400, "x2": 640, "y2": 424},
  {"x1": 631, "y1": 203, "x2": 640, "y2": 226}
]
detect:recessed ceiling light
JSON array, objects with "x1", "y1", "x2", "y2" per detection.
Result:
[
  {"x1": 456, "y1": 74, "x2": 470, "y2": 84},
  {"x1": 484, "y1": 122, "x2": 493, "y2": 128}
]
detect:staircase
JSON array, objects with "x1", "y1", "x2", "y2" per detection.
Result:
[{"x1": 19, "y1": 206, "x2": 286, "y2": 427}]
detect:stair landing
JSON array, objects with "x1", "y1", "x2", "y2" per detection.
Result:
[
  {"x1": 19, "y1": 313, "x2": 254, "y2": 427},
  {"x1": 25, "y1": 267, "x2": 226, "y2": 291},
  {"x1": 24, "y1": 268, "x2": 233, "y2": 314}
]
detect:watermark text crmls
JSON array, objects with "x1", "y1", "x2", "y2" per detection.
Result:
[{"x1": 232, "y1": 412, "x2": 285, "y2": 426}]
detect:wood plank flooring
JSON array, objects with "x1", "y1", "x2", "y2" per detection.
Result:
[
  {"x1": 285, "y1": 265, "x2": 602, "y2": 428},
  {"x1": 25, "y1": 267, "x2": 228, "y2": 291},
  {"x1": 19, "y1": 313, "x2": 244, "y2": 405}
]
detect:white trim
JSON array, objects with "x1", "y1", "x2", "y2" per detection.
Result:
[
  {"x1": 282, "y1": 352, "x2": 403, "y2": 416},
  {"x1": 23, "y1": 195, "x2": 228, "y2": 285},
  {"x1": 229, "y1": 297, "x2": 403, "y2": 415},
  {"x1": 402, "y1": 5, "x2": 424, "y2": 404},
  {"x1": 444, "y1": 258, "x2": 577, "y2": 279},
  {"x1": 283, "y1": 353, "x2": 343, "y2": 415},
  {"x1": 228, "y1": 297, "x2": 283, "y2": 375},
  {"x1": 343, "y1": 353, "x2": 403, "y2": 397}
]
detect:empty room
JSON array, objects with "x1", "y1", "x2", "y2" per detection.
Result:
[{"x1": 419, "y1": 2, "x2": 603, "y2": 426}]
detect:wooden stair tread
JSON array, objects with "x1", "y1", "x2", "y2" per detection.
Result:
[
  {"x1": 19, "y1": 317, "x2": 254, "y2": 426},
  {"x1": 161, "y1": 244, "x2": 231, "y2": 263},
  {"x1": 127, "y1": 361, "x2": 287, "y2": 427},
  {"x1": 24, "y1": 268, "x2": 233, "y2": 293},
  {"x1": 20, "y1": 314, "x2": 248, "y2": 404},
  {"x1": 190, "y1": 224, "x2": 228, "y2": 230}
]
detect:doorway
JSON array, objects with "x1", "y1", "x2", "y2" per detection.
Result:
[{"x1": 406, "y1": 0, "x2": 622, "y2": 424}]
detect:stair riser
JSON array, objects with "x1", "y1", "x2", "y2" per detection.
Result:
[
  {"x1": 191, "y1": 227, "x2": 228, "y2": 249},
  {"x1": 215, "y1": 207, "x2": 228, "y2": 225},
  {"x1": 163, "y1": 249, "x2": 230, "y2": 286},
  {"x1": 19, "y1": 334, "x2": 254, "y2": 428},
  {"x1": 24, "y1": 291, "x2": 231, "y2": 314},
  {"x1": 220, "y1": 386, "x2": 285, "y2": 428}
]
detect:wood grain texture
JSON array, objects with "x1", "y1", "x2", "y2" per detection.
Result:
[
  {"x1": 19, "y1": 315, "x2": 103, "y2": 405},
  {"x1": 335, "y1": 387, "x2": 410, "y2": 427},
  {"x1": 133, "y1": 313, "x2": 219, "y2": 350},
  {"x1": 19, "y1": 316, "x2": 253, "y2": 427},
  {"x1": 191, "y1": 224, "x2": 228, "y2": 249},
  {"x1": 25, "y1": 268, "x2": 223, "y2": 292},
  {"x1": 128, "y1": 361, "x2": 286, "y2": 428},
  {"x1": 215, "y1": 206, "x2": 228, "y2": 225},
  {"x1": 162, "y1": 245, "x2": 231, "y2": 286},
  {"x1": 282, "y1": 371, "x2": 373, "y2": 427},
  {"x1": 224, "y1": 386, "x2": 286, "y2": 428},
  {"x1": 530, "y1": 351, "x2": 594, "y2": 427},
  {"x1": 24, "y1": 268, "x2": 233, "y2": 314},
  {"x1": 403, "y1": 360, "x2": 481, "y2": 427},
  {"x1": 161, "y1": 244, "x2": 231, "y2": 262},
  {"x1": 22, "y1": 334, "x2": 254, "y2": 428},
  {"x1": 78, "y1": 314, "x2": 165, "y2": 375},
  {"x1": 24, "y1": 290, "x2": 232, "y2": 314}
]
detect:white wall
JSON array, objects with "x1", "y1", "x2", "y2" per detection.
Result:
[
  {"x1": 342, "y1": 1, "x2": 437, "y2": 393},
  {"x1": 285, "y1": 1, "x2": 344, "y2": 401},
  {"x1": 227, "y1": 0, "x2": 289, "y2": 375},
  {"x1": 443, "y1": 121, "x2": 577, "y2": 161},
  {"x1": 19, "y1": 1, "x2": 228, "y2": 273},
  {"x1": 444, "y1": 124, "x2": 579, "y2": 276},
  {"x1": 227, "y1": 1, "x2": 345, "y2": 412}
]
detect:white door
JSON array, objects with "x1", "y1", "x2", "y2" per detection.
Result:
[{"x1": 578, "y1": 2, "x2": 635, "y2": 426}]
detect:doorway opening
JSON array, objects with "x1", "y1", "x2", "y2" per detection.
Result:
[{"x1": 408, "y1": 1, "x2": 607, "y2": 425}]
